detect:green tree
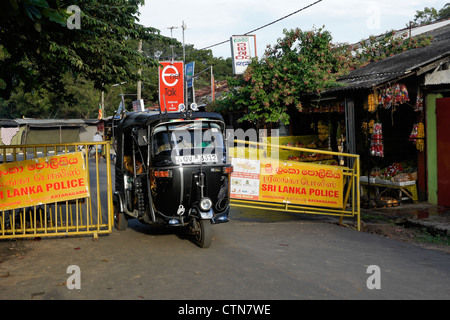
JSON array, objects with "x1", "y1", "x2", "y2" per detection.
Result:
[
  {"x1": 217, "y1": 27, "x2": 350, "y2": 128},
  {"x1": 439, "y1": 3, "x2": 450, "y2": 20},
  {"x1": 0, "y1": 72, "x2": 99, "y2": 119},
  {"x1": 413, "y1": 7, "x2": 440, "y2": 25},
  {"x1": 0, "y1": 0, "x2": 172, "y2": 106},
  {"x1": 412, "y1": 3, "x2": 450, "y2": 25}
]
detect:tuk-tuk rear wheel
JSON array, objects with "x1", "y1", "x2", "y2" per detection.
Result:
[{"x1": 193, "y1": 218, "x2": 212, "y2": 248}]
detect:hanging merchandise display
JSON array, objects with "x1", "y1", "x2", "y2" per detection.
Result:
[
  {"x1": 361, "y1": 119, "x2": 375, "y2": 135},
  {"x1": 364, "y1": 92, "x2": 379, "y2": 112},
  {"x1": 409, "y1": 123, "x2": 418, "y2": 143},
  {"x1": 364, "y1": 83, "x2": 410, "y2": 112},
  {"x1": 416, "y1": 122, "x2": 425, "y2": 152},
  {"x1": 394, "y1": 83, "x2": 409, "y2": 105},
  {"x1": 414, "y1": 89, "x2": 424, "y2": 112},
  {"x1": 379, "y1": 86, "x2": 393, "y2": 108},
  {"x1": 370, "y1": 122, "x2": 384, "y2": 157},
  {"x1": 409, "y1": 122, "x2": 425, "y2": 152},
  {"x1": 317, "y1": 120, "x2": 329, "y2": 141},
  {"x1": 377, "y1": 83, "x2": 410, "y2": 109}
]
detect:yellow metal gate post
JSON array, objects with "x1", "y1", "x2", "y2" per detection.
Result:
[{"x1": 0, "y1": 142, "x2": 113, "y2": 239}]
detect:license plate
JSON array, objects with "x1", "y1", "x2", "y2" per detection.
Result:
[{"x1": 175, "y1": 154, "x2": 218, "y2": 164}]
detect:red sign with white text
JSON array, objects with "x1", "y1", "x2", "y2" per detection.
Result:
[{"x1": 159, "y1": 61, "x2": 184, "y2": 112}]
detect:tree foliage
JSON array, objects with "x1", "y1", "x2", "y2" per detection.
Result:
[
  {"x1": 0, "y1": 0, "x2": 171, "y2": 104},
  {"x1": 217, "y1": 27, "x2": 348, "y2": 128},
  {"x1": 412, "y1": 3, "x2": 450, "y2": 26},
  {"x1": 0, "y1": 0, "x2": 233, "y2": 119}
]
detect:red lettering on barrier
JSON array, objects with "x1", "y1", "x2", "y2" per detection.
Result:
[
  {"x1": 278, "y1": 185, "x2": 307, "y2": 195},
  {"x1": 309, "y1": 188, "x2": 339, "y2": 198},
  {"x1": 261, "y1": 184, "x2": 276, "y2": 192},
  {"x1": 46, "y1": 178, "x2": 85, "y2": 192}
]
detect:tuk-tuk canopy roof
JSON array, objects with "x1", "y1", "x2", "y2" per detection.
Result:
[{"x1": 117, "y1": 111, "x2": 225, "y2": 130}]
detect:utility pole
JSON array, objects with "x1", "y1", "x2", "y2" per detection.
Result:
[
  {"x1": 167, "y1": 26, "x2": 179, "y2": 62},
  {"x1": 182, "y1": 21, "x2": 187, "y2": 105},
  {"x1": 137, "y1": 39, "x2": 142, "y2": 100},
  {"x1": 101, "y1": 82, "x2": 104, "y2": 119},
  {"x1": 211, "y1": 66, "x2": 214, "y2": 102},
  {"x1": 182, "y1": 21, "x2": 186, "y2": 64}
]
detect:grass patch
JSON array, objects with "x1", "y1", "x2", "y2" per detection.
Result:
[
  {"x1": 415, "y1": 228, "x2": 450, "y2": 246},
  {"x1": 361, "y1": 212, "x2": 396, "y2": 224}
]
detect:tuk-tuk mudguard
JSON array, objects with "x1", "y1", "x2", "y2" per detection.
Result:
[
  {"x1": 113, "y1": 192, "x2": 124, "y2": 212},
  {"x1": 199, "y1": 208, "x2": 213, "y2": 219},
  {"x1": 190, "y1": 206, "x2": 230, "y2": 224},
  {"x1": 113, "y1": 191, "x2": 137, "y2": 218}
]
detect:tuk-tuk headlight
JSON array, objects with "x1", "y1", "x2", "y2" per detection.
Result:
[{"x1": 199, "y1": 197, "x2": 212, "y2": 211}]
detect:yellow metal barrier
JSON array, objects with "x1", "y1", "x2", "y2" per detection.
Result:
[
  {"x1": 0, "y1": 142, "x2": 113, "y2": 240},
  {"x1": 230, "y1": 140, "x2": 361, "y2": 231}
]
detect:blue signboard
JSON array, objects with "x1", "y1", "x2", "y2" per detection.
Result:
[{"x1": 185, "y1": 62, "x2": 195, "y2": 88}]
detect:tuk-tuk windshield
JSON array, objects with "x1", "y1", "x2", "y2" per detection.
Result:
[{"x1": 152, "y1": 121, "x2": 226, "y2": 165}]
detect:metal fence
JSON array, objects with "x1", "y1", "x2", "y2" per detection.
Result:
[
  {"x1": 0, "y1": 142, "x2": 113, "y2": 240},
  {"x1": 230, "y1": 140, "x2": 361, "y2": 230}
]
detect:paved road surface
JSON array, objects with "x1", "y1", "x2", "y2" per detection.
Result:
[{"x1": 0, "y1": 206, "x2": 449, "y2": 301}]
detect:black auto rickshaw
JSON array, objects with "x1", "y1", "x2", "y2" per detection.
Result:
[{"x1": 113, "y1": 109, "x2": 232, "y2": 248}]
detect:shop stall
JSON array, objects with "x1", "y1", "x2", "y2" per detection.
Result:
[
  {"x1": 358, "y1": 81, "x2": 422, "y2": 207},
  {"x1": 278, "y1": 98, "x2": 348, "y2": 166},
  {"x1": 301, "y1": 23, "x2": 450, "y2": 207}
]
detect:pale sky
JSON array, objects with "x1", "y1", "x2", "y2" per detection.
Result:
[{"x1": 138, "y1": 0, "x2": 448, "y2": 59}]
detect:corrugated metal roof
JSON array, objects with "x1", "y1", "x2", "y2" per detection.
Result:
[{"x1": 328, "y1": 23, "x2": 450, "y2": 92}]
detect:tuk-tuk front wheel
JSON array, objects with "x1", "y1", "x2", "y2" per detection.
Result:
[
  {"x1": 192, "y1": 218, "x2": 212, "y2": 248},
  {"x1": 114, "y1": 200, "x2": 128, "y2": 231}
]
